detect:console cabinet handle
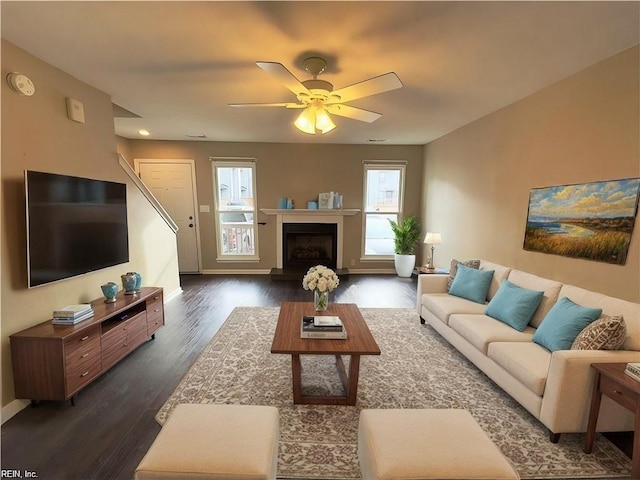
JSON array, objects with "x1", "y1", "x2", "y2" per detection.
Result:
[
  {"x1": 80, "y1": 371, "x2": 89, "y2": 377},
  {"x1": 81, "y1": 336, "x2": 89, "y2": 341}
]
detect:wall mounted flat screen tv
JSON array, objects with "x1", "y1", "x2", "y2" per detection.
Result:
[{"x1": 26, "y1": 170, "x2": 129, "y2": 288}]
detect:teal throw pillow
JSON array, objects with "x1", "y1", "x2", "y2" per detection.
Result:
[
  {"x1": 484, "y1": 280, "x2": 544, "y2": 332},
  {"x1": 532, "y1": 297, "x2": 603, "y2": 352},
  {"x1": 448, "y1": 264, "x2": 494, "y2": 304}
]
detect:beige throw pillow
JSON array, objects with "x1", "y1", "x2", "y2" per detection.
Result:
[
  {"x1": 571, "y1": 314, "x2": 626, "y2": 350},
  {"x1": 447, "y1": 259, "x2": 481, "y2": 291}
]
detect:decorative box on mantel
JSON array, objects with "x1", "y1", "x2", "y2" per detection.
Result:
[{"x1": 260, "y1": 209, "x2": 360, "y2": 277}]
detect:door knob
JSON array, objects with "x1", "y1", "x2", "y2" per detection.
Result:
[
  {"x1": 189, "y1": 223, "x2": 194, "y2": 228},
  {"x1": 189, "y1": 216, "x2": 193, "y2": 220}
]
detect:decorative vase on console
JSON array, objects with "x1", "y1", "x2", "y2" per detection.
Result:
[
  {"x1": 302, "y1": 265, "x2": 340, "y2": 312},
  {"x1": 121, "y1": 272, "x2": 142, "y2": 295},
  {"x1": 101, "y1": 282, "x2": 118, "y2": 303}
]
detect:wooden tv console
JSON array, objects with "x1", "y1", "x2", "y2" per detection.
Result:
[{"x1": 10, "y1": 286, "x2": 164, "y2": 404}]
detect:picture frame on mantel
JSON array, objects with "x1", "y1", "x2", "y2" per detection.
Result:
[
  {"x1": 523, "y1": 177, "x2": 640, "y2": 265},
  {"x1": 318, "y1": 192, "x2": 334, "y2": 209}
]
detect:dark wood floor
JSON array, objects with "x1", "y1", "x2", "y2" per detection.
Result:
[{"x1": 1, "y1": 274, "x2": 419, "y2": 480}]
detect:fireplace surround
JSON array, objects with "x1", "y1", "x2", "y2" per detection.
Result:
[{"x1": 260, "y1": 208, "x2": 360, "y2": 279}]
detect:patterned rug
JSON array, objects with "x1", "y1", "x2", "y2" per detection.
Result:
[{"x1": 156, "y1": 307, "x2": 631, "y2": 479}]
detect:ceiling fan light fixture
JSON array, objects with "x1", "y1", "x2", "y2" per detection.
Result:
[
  {"x1": 294, "y1": 107, "x2": 316, "y2": 134},
  {"x1": 315, "y1": 108, "x2": 335, "y2": 134}
]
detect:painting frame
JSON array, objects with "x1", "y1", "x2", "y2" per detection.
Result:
[{"x1": 523, "y1": 178, "x2": 640, "y2": 265}]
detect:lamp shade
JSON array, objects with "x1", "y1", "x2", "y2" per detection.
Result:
[
  {"x1": 294, "y1": 108, "x2": 316, "y2": 134},
  {"x1": 424, "y1": 232, "x2": 442, "y2": 244},
  {"x1": 315, "y1": 108, "x2": 336, "y2": 134}
]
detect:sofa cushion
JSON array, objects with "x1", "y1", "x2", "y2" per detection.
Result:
[
  {"x1": 448, "y1": 265, "x2": 494, "y2": 304},
  {"x1": 421, "y1": 294, "x2": 487, "y2": 325},
  {"x1": 449, "y1": 314, "x2": 535, "y2": 355},
  {"x1": 571, "y1": 315, "x2": 627, "y2": 350},
  {"x1": 559, "y1": 283, "x2": 640, "y2": 351},
  {"x1": 447, "y1": 259, "x2": 480, "y2": 291},
  {"x1": 479, "y1": 260, "x2": 511, "y2": 300},
  {"x1": 533, "y1": 297, "x2": 603, "y2": 352},
  {"x1": 487, "y1": 342, "x2": 551, "y2": 396},
  {"x1": 506, "y1": 270, "x2": 563, "y2": 328},
  {"x1": 485, "y1": 280, "x2": 544, "y2": 332}
]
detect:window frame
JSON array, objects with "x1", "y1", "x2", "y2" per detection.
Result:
[
  {"x1": 361, "y1": 161, "x2": 406, "y2": 260},
  {"x1": 211, "y1": 157, "x2": 259, "y2": 262}
]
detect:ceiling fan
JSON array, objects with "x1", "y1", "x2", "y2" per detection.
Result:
[{"x1": 229, "y1": 56, "x2": 403, "y2": 135}]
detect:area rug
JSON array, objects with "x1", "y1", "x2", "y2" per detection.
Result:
[{"x1": 156, "y1": 307, "x2": 631, "y2": 479}]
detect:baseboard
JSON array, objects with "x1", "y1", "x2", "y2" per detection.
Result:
[
  {"x1": 200, "y1": 269, "x2": 272, "y2": 275},
  {"x1": 164, "y1": 286, "x2": 183, "y2": 304},
  {"x1": 2, "y1": 399, "x2": 30, "y2": 424},
  {"x1": 199, "y1": 269, "x2": 398, "y2": 275}
]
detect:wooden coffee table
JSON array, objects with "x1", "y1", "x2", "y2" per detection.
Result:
[{"x1": 270, "y1": 302, "x2": 380, "y2": 406}]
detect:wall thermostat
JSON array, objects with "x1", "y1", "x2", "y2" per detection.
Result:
[{"x1": 7, "y1": 72, "x2": 36, "y2": 96}]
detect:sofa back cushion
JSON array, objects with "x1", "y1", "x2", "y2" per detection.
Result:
[
  {"x1": 507, "y1": 270, "x2": 563, "y2": 328},
  {"x1": 559, "y1": 283, "x2": 640, "y2": 351},
  {"x1": 479, "y1": 260, "x2": 511, "y2": 300}
]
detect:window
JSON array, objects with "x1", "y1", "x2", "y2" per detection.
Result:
[
  {"x1": 362, "y1": 162, "x2": 405, "y2": 258},
  {"x1": 212, "y1": 158, "x2": 259, "y2": 260}
]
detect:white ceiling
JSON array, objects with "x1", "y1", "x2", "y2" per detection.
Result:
[{"x1": 2, "y1": 1, "x2": 638, "y2": 145}]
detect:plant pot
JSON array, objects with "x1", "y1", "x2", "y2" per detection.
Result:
[{"x1": 394, "y1": 254, "x2": 416, "y2": 277}]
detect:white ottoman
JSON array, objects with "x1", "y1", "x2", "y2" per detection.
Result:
[
  {"x1": 358, "y1": 409, "x2": 519, "y2": 480},
  {"x1": 135, "y1": 404, "x2": 279, "y2": 480}
]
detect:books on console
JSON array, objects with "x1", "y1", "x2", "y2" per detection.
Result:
[
  {"x1": 52, "y1": 304, "x2": 94, "y2": 325},
  {"x1": 301, "y1": 316, "x2": 347, "y2": 339},
  {"x1": 53, "y1": 304, "x2": 92, "y2": 318},
  {"x1": 625, "y1": 362, "x2": 640, "y2": 382}
]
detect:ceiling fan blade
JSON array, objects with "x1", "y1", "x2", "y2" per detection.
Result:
[
  {"x1": 229, "y1": 102, "x2": 304, "y2": 108},
  {"x1": 329, "y1": 72, "x2": 403, "y2": 103},
  {"x1": 326, "y1": 104, "x2": 382, "y2": 123},
  {"x1": 256, "y1": 62, "x2": 311, "y2": 97}
]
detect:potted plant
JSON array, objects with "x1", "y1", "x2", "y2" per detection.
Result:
[{"x1": 388, "y1": 215, "x2": 421, "y2": 277}]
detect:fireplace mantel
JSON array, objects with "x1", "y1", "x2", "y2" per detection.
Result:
[
  {"x1": 260, "y1": 209, "x2": 360, "y2": 269},
  {"x1": 260, "y1": 209, "x2": 360, "y2": 216}
]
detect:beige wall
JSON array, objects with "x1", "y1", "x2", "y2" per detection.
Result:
[
  {"x1": 1, "y1": 41, "x2": 181, "y2": 413},
  {"x1": 120, "y1": 140, "x2": 425, "y2": 272},
  {"x1": 421, "y1": 46, "x2": 640, "y2": 302}
]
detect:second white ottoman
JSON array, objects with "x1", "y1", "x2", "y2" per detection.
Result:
[
  {"x1": 358, "y1": 408, "x2": 519, "y2": 480},
  {"x1": 135, "y1": 404, "x2": 279, "y2": 480}
]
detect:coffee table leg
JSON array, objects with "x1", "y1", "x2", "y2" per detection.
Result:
[
  {"x1": 292, "y1": 354, "x2": 302, "y2": 404},
  {"x1": 346, "y1": 355, "x2": 361, "y2": 406}
]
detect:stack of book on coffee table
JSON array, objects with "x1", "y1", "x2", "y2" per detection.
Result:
[{"x1": 301, "y1": 315, "x2": 347, "y2": 339}]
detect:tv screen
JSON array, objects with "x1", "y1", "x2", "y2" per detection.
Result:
[{"x1": 25, "y1": 170, "x2": 129, "y2": 288}]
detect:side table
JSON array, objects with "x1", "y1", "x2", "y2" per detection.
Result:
[{"x1": 585, "y1": 363, "x2": 639, "y2": 478}]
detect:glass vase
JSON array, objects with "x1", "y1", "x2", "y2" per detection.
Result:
[{"x1": 314, "y1": 290, "x2": 329, "y2": 311}]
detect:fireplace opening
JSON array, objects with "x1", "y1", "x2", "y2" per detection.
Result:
[{"x1": 283, "y1": 223, "x2": 337, "y2": 271}]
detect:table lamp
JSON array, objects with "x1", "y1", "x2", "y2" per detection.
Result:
[{"x1": 423, "y1": 232, "x2": 442, "y2": 272}]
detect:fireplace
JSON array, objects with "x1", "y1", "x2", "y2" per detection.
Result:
[
  {"x1": 283, "y1": 223, "x2": 337, "y2": 270},
  {"x1": 260, "y1": 208, "x2": 360, "y2": 279}
]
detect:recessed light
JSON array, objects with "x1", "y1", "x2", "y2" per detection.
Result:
[{"x1": 138, "y1": 129, "x2": 150, "y2": 136}]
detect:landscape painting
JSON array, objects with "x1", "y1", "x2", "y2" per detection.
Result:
[{"x1": 523, "y1": 178, "x2": 640, "y2": 265}]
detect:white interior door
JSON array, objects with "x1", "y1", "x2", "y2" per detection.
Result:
[{"x1": 138, "y1": 161, "x2": 200, "y2": 273}]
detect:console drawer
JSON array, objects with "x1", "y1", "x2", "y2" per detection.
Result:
[
  {"x1": 65, "y1": 355, "x2": 101, "y2": 396},
  {"x1": 64, "y1": 325, "x2": 101, "y2": 358}
]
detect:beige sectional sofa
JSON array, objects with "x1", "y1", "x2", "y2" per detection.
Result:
[{"x1": 416, "y1": 259, "x2": 640, "y2": 440}]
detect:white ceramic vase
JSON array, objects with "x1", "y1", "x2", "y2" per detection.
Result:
[{"x1": 394, "y1": 254, "x2": 416, "y2": 277}]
